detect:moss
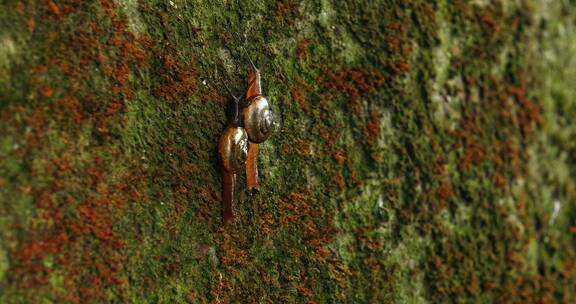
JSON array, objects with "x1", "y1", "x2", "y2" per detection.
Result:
[
  {"x1": 0, "y1": 246, "x2": 8, "y2": 283},
  {"x1": 0, "y1": 0, "x2": 576, "y2": 303}
]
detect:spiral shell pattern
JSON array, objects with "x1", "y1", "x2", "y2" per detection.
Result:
[
  {"x1": 242, "y1": 96, "x2": 274, "y2": 143},
  {"x1": 219, "y1": 127, "x2": 249, "y2": 172}
]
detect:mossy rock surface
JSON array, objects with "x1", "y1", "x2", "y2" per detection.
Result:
[{"x1": 1, "y1": 0, "x2": 575, "y2": 303}]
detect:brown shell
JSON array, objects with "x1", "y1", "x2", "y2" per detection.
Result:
[
  {"x1": 242, "y1": 96, "x2": 274, "y2": 143},
  {"x1": 219, "y1": 126, "x2": 248, "y2": 172}
]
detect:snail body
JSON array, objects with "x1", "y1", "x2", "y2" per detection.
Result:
[
  {"x1": 242, "y1": 48, "x2": 274, "y2": 190},
  {"x1": 219, "y1": 125, "x2": 247, "y2": 225},
  {"x1": 218, "y1": 83, "x2": 247, "y2": 225}
]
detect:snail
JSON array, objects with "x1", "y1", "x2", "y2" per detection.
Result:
[
  {"x1": 218, "y1": 83, "x2": 249, "y2": 225},
  {"x1": 242, "y1": 48, "x2": 274, "y2": 190},
  {"x1": 219, "y1": 125, "x2": 248, "y2": 173},
  {"x1": 243, "y1": 96, "x2": 274, "y2": 143}
]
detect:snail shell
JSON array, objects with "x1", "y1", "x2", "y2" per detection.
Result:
[
  {"x1": 242, "y1": 96, "x2": 274, "y2": 143},
  {"x1": 219, "y1": 126, "x2": 249, "y2": 173}
]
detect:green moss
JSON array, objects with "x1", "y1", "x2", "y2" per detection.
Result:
[
  {"x1": 0, "y1": 0, "x2": 575, "y2": 302},
  {"x1": 0, "y1": 247, "x2": 7, "y2": 283}
]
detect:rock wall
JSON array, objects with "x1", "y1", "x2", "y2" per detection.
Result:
[{"x1": 1, "y1": 0, "x2": 575, "y2": 303}]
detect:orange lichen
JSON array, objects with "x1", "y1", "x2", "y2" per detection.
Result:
[
  {"x1": 5, "y1": 0, "x2": 156, "y2": 301},
  {"x1": 281, "y1": 139, "x2": 316, "y2": 157},
  {"x1": 458, "y1": 142, "x2": 485, "y2": 170},
  {"x1": 47, "y1": 1, "x2": 62, "y2": 17},
  {"x1": 331, "y1": 174, "x2": 346, "y2": 192},
  {"x1": 26, "y1": 17, "x2": 35, "y2": 32},
  {"x1": 297, "y1": 286, "x2": 314, "y2": 298},
  {"x1": 3, "y1": 0, "x2": 572, "y2": 302},
  {"x1": 318, "y1": 126, "x2": 337, "y2": 148},
  {"x1": 493, "y1": 172, "x2": 506, "y2": 187},
  {"x1": 152, "y1": 51, "x2": 198, "y2": 102},
  {"x1": 39, "y1": 85, "x2": 54, "y2": 98},
  {"x1": 362, "y1": 113, "x2": 381, "y2": 144},
  {"x1": 333, "y1": 151, "x2": 346, "y2": 165},
  {"x1": 318, "y1": 68, "x2": 385, "y2": 111},
  {"x1": 297, "y1": 39, "x2": 311, "y2": 60},
  {"x1": 273, "y1": 0, "x2": 303, "y2": 26},
  {"x1": 508, "y1": 84, "x2": 543, "y2": 133},
  {"x1": 436, "y1": 183, "x2": 454, "y2": 201},
  {"x1": 291, "y1": 85, "x2": 308, "y2": 112}
]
